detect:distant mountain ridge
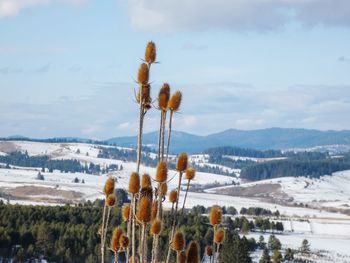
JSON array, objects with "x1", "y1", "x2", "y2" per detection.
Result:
[{"x1": 107, "y1": 128, "x2": 350, "y2": 153}]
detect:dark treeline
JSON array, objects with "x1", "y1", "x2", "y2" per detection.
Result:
[
  {"x1": 205, "y1": 146, "x2": 283, "y2": 158},
  {"x1": 0, "y1": 151, "x2": 121, "y2": 174},
  {"x1": 241, "y1": 152, "x2": 350, "y2": 181},
  {"x1": 0, "y1": 137, "x2": 108, "y2": 145},
  {"x1": 0, "y1": 201, "x2": 267, "y2": 263}
]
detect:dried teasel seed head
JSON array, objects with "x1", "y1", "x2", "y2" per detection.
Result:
[
  {"x1": 141, "y1": 173, "x2": 152, "y2": 188},
  {"x1": 172, "y1": 231, "x2": 185, "y2": 251},
  {"x1": 168, "y1": 91, "x2": 182, "y2": 112},
  {"x1": 137, "y1": 196, "x2": 152, "y2": 223},
  {"x1": 159, "y1": 182, "x2": 168, "y2": 197},
  {"x1": 186, "y1": 241, "x2": 199, "y2": 263},
  {"x1": 210, "y1": 206, "x2": 222, "y2": 226},
  {"x1": 151, "y1": 201, "x2": 158, "y2": 221},
  {"x1": 156, "y1": 161, "x2": 168, "y2": 183},
  {"x1": 129, "y1": 256, "x2": 139, "y2": 263},
  {"x1": 150, "y1": 219, "x2": 162, "y2": 236},
  {"x1": 128, "y1": 172, "x2": 140, "y2": 194},
  {"x1": 185, "y1": 167, "x2": 196, "y2": 180},
  {"x1": 214, "y1": 228, "x2": 225, "y2": 244},
  {"x1": 145, "y1": 41, "x2": 156, "y2": 64},
  {"x1": 103, "y1": 177, "x2": 115, "y2": 196},
  {"x1": 137, "y1": 84, "x2": 151, "y2": 106},
  {"x1": 177, "y1": 250, "x2": 186, "y2": 263},
  {"x1": 122, "y1": 204, "x2": 131, "y2": 222},
  {"x1": 111, "y1": 227, "x2": 123, "y2": 252},
  {"x1": 176, "y1": 153, "x2": 188, "y2": 172},
  {"x1": 119, "y1": 234, "x2": 129, "y2": 249},
  {"x1": 205, "y1": 245, "x2": 213, "y2": 257},
  {"x1": 169, "y1": 189, "x2": 178, "y2": 203},
  {"x1": 158, "y1": 83, "x2": 170, "y2": 110},
  {"x1": 137, "y1": 63, "x2": 149, "y2": 85},
  {"x1": 106, "y1": 194, "x2": 116, "y2": 207}
]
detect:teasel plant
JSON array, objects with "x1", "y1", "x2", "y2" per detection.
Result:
[
  {"x1": 165, "y1": 90, "x2": 182, "y2": 161},
  {"x1": 209, "y1": 206, "x2": 222, "y2": 263},
  {"x1": 128, "y1": 172, "x2": 140, "y2": 263},
  {"x1": 136, "y1": 195, "x2": 152, "y2": 263},
  {"x1": 157, "y1": 83, "x2": 170, "y2": 161},
  {"x1": 100, "y1": 177, "x2": 115, "y2": 263},
  {"x1": 181, "y1": 167, "x2": 196, "y2": 214},
  {"x1": 110, "y1": 227, "x2": 129, "y2": 263},
  {"x1": 166, "y1": 153, "x2": 188, "y2": 263}
]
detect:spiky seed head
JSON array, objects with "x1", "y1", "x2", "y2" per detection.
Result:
[
  {"x1": 214, "y1": 228, "x2": 225, "y2": 244},
  {"x1": 128, "y1": 172, "x2": 140, "y2": 194},
  {"x1": 145, "y1": 41, "x2": 156, "y2": 64},
  {"x1": 186, "y1": 241, "x2": 199, "y2": 263},
  {"x1": 150, "y1": 219, "x2": 162, "y2": 235},
  {"x1": 210, "y1": 206, "x2": 222, "y2": 225},
  {"x1": 111, "y1": 227, "x2": 123, "y2": 252},
  {"x1": 106, "y1": 194, "x2": 116, "y2": 207},
  {"x1": 141, "y1": 173, "x2": 152, "y2": 188},
  {"x1": 119, "y1": 234, "x2": 129, "y2": 249},
  {"x1": 158, "y1": 83, "x2": 170, "y2": 110},
  {"x1": 169, "y1": 189, "x2": 178, "y2": 203},
  {"x1": 137, "y1": 63, "x2": 149, "y2": 85},
  {"x1": 168, "y1": 91, "x2": 182, "y2": 112},
  {"x1": 122, "y1": 204, "x2": 130, "y2": 222},
  {"x1": 137, "y1": 84, "x2": 151, "y2": 106},
  {"x1": 103, "y1": 177, "x2": 115, "y2": 196},
  {"x1": 129, "y1": 256, "x2": 139, "y2": 263},
  {"x1": 159, "y1": 182, "x2": 168, "y2": 197},
  {"x1": 185, "y1": 167, "x2": 196, "y2": 180},
  {"x1": 177, "y1": 251, "x2": 186, "y2": 263},
  {"x1": 172, "y1": 231, "x2": 185, "y2": 251},
  {"x1": 137, "y1": 196, "x2": 152, "y2": 223},
  {"x1": 156, "y1": 160, "x2": 168, "y2": 183},
  {"x1": 176, "y1": 153, "x2": 188, "y2": 172},
  {"x1": 205, "y1": 245, "x2": 213, "y2": 257},
  {"x1": 151, "y1": 201, "x2": 158, "y2": 221}
]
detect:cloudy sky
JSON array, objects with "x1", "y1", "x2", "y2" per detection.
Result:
[{"x1": 0, "y1": 0, "x2": 350, "y2": 139}]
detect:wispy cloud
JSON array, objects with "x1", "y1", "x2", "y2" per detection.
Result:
[{"x1": 126, "y1": 0, "x2": 350, "y2": 32}]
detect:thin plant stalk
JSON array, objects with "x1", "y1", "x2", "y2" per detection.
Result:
[
  {"x1": 114, "y1": 251, "x2": 119, "y2": 263},
  {"x1": 103, "y1": 206, "x2": 112, "y2": 254},
  {"x1": 160, "y1": 111, "x2": 167, "y2": 160},
  {"x1": 165, "y1": 111, "x2": 174, "y2": 162},
  {"x1": 212, "y1": 225, "x2": 217, "y2": 263},
  {"x1": 166, "y1": 171, "x2": 183, "y2": 263},
  {"x1": 215, "y1": 244, "x2": 220, "y2": 263},
  {"x1": 131, "y1": 195, "x2": 137, "y2": 263},
  {"x1": 126, "y1": 208, "x2": 132, "y2": 263},
  {"x1": 181, "y1": 179, "x2": 191, "y2": 214},
  {"x1": 157, "y1": 112, "x2": 163, "y2": 161},
  {"x1": 100, "y1": 201, "x2": 107, "y2": 263}
]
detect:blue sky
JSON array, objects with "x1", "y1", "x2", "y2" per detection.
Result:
[{"x1": 0, "y1": 0, "x2": 350, "y2": 139}]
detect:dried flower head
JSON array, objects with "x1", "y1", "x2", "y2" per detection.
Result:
[
  {"x1": 177, "y1": 250, "x2": 186, "y2": 263},
  {"x1": 168, "y1": 91, "x2": 182, "y2": 112},
  {"x1": 141, "y1": 173, "x2": 152, "y2": 188},
  {"x1": 128, "y1": 172, "x2": 140, "y2": 194},
  {"x1": 156, "y1": 160, "x2": 168, "y2": 183},
  {"x1": 151, "y1": 200, "x2": 158, "y2": 221},
  {"x1": 158, "y1": 83, "x2": 170, "y2": 110},
  {"x1": 150, "y1": 219, "x2": 162, "y2": 235},
  {"x1": 137, "y1": 196, "x2": 152, "y2": 223},
  {"x1": 119, "y1": 234, "x2": 129, "y2": 249},
  {"x1": 172, "y1": 231, "x2": 185, "y2": 251},
  {"x1": 169, "y1": 189, "x2": 178, "y2": 203},
  {"x1": 159, "y1": 182, "x2": 168, "y2": 197},
  {"x1": 137, "y1": 84, "x2": 151, "y2": 105},
  {"x1": 176, "y1": 153, "x2": 188, "y2": 172},
  {"x1": 185, "y1": 168, "x2": 196, "y2": 180},
  {"x1": 145, "y1": 41, "x2": 156, "y2": 64},
  {"x1": 209, "y1": 206, "x2": 222, "y2": 225},
  {"x1": 111, "y1": 227, "x2": 123, "y2": 252},
  {"x1": 103, "y1": 177, "x2": 115, "y2": 196},
  {"x1": 137, "y1": 63, "x2": 149, "y2": 85},
  {"x1": 106, "y1": 194, "x2": 116, "y2": 207},
  {"x1": 205, "y1": 245, "x2": 213, "y2": 257},
  {"x1": 186, "y1": 241, "x2": 199, "y2": 263},
  {"x1": 214, "y1": 228, "x2": 225, "y2": 244},
  {"x1": 122, "y1": 204, "x2": 130, "y2": 222}
]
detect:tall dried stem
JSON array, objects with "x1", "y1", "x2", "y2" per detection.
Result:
[
  {"x1": 100, "y1": 201, "x2": 107, "y2": 263},
  {"x1": 165, "y1": 111, "x2": 173, "y2": 162}
]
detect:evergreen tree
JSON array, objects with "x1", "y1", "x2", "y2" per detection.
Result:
[
  {"x1": 272, "y1": 250, "x2": 282, "y2": 263},
  {"x1": 268, "y1": 235, "x2": 281, "y2": 250},
  {"x1": 258, "y1": 235, "x2": 266, "y2": 249},
  {"x1": 259, "y1": 248, "x2": 271, "y2": 263},
  {"x1": 284, "y1": 248, "x2": 294, "y2": 261},
  {"x1": 300, "y1": 239, "x2": 311, "y2": 256}
]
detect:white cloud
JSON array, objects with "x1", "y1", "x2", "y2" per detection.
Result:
[
  {"x1": 0, "y1": 0, "x2": 85, "y2": 17},
  {"x1": 126, "y1": 0, "x2": 350, "y2": 32}
]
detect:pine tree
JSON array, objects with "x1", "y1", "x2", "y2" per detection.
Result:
[
  {"x1": 268, "y1": 235, "x2": 281, "y2": 250},
  {"x1": 272, "y1": 249, "x2": 282, "y2": 263},
  {"x1": 258, "y1": 235, "x2": 266, "y2": 249},
  {"x1": 300, "y1": 239, "x2": 311, "y2": 256},
  {"x1": 284, "y1": 248, "x2": 294, "y2": 261},
  {"x1": 259, "y1": 248, "x2": 271, "y2": 263}
]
